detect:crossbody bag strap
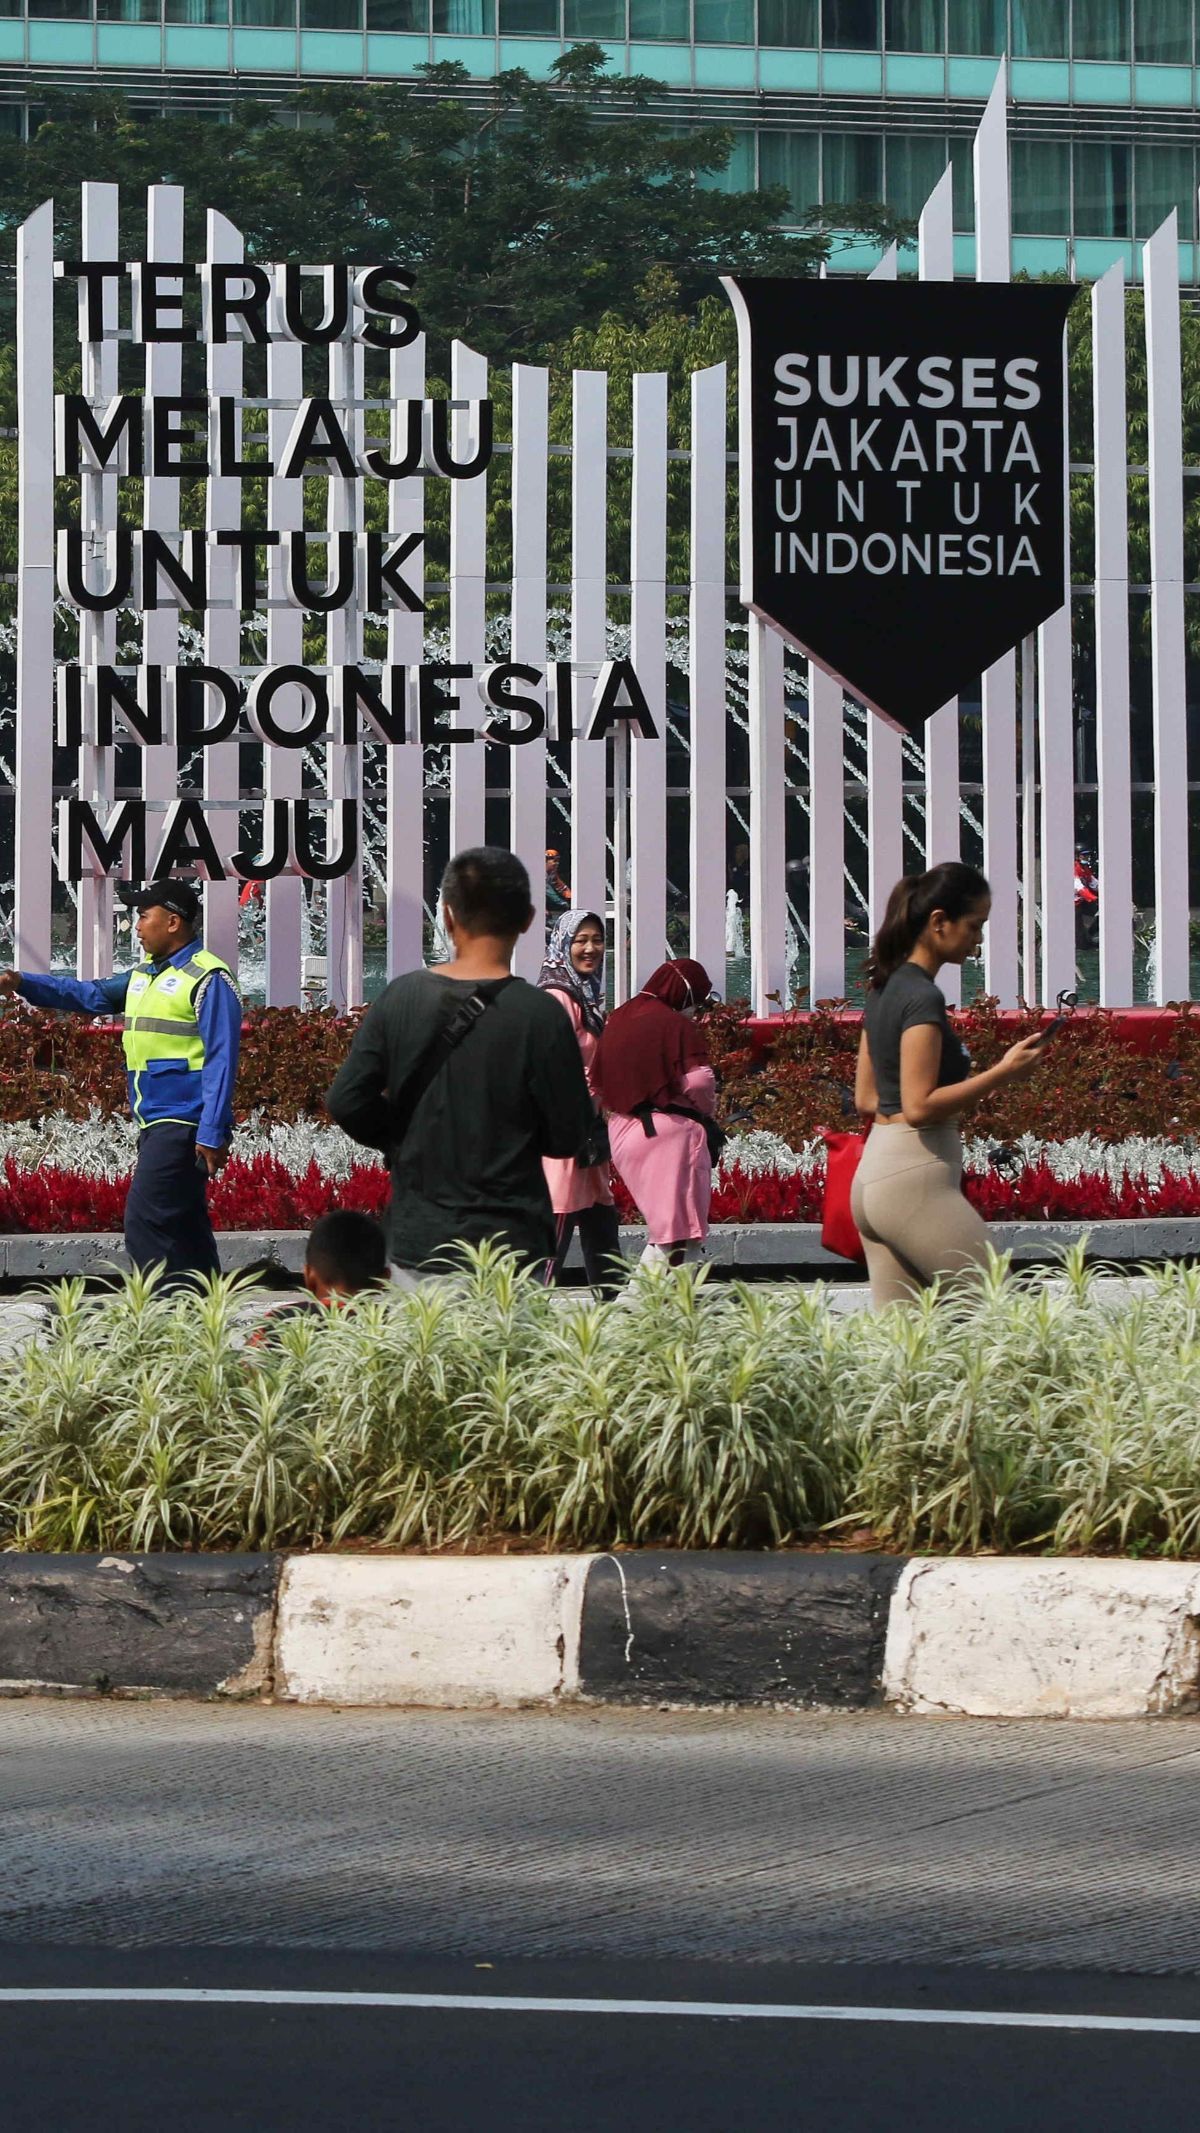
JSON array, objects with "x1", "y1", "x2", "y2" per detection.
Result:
[{"x1": 389, "y1": 977, "x2": 515, "y2": 1154}]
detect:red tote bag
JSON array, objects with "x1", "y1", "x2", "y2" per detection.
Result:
[{"x1": 820, "y1": 1129, "x2": 867, "y2": 1264}]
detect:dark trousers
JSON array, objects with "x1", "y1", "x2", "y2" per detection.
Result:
[
  {"x1": 123, "y1": 1122, "x2": 221, "y2": 1288},
  {"x1": 549, "y1": 1203, "x2": 624, "y2": 1298}
]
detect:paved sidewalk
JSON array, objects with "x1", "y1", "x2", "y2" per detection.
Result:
[{"x1": 2, "y1": 1703, "x2": 1199, "y2": 1971}]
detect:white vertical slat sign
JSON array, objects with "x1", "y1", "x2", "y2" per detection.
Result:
[
  {"x1": 448, "y1": 341, "x2": 488, "y2": 858},
  {"x1": 630, "y1": 372, "x2": 668, "y2": 990},
  {"x1": 806, "y1": 663, "x2": 846, "y2": 1002},
  {"x1": 917, "y1": 166, "x2": 963, "y2": 1004},
  {"x1": 14, "y1": 198, "x2": 54, "y2": 972},
  {"x1": 749, "y1": 620, "x2": 787, "y2": 1013},
  {"x1": 325, "y1": 320, "x2": 364, "y2": 1009},
  {"x1": 201, "y1": 209, "x2": 244, "y2": 976},
  {"x1": 510, "y1": 363, "x2": 549, "y2": 982},
  {"x1": 1144, "y1": 212, "x2": 1190, "y2": 1004},
  {"x1": 974, "y1": 65, "x2": 1020, "y2": 1006},
  {"x1": 569, "y1": 370, "x2": 609, "y2": 936},
  {"x1": 76, "y1": 181, "x2": 119, "y2": 980},
  {"x1": 1037, "y1": 300, "x2": 1077, "y2": 1002},
  {"x1": 386, "y1": 334, "x2": 426, "y2": 979},
  {"x1": 264, "y1": 313, "x2": 304, "y2": 1006},
  {"x1": 864, "y1": 241, "x2": 904, "y2": 935},
  {"x1": 688, "y1": 362, "x2": 728, "y2": 989},
  {"x1": 1091, "y1": 262, "x2": 1134, "y2": 1006},
  {"x1": 140, "y1": 185, "x2": 184, "y2": 854}
]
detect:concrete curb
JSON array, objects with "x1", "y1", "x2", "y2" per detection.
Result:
[
  {"x1": 2, "y1": 1552, "x2": 1198, "y2": 1715},
  {"x1": 6, "y1": 1218, "x2": 1200, "y2": 1281},
  {"x1": 0, "y1": 1554, "x2": 280, "y2": 1699}
]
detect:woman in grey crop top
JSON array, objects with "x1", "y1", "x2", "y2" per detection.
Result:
[{"x1": 849, "y1": 861, "x2": 1046, "y2": 1309}]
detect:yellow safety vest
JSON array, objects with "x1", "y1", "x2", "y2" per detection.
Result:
[{"x1": 121, "y1": 948, "x2": 234, "y2": 1125}]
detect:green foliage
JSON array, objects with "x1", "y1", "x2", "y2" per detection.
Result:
[
  {"x1": 0, "y1": 54, "x2": 906, "y2": 362},
  {"x1": 6, "y1": 1245, "x2": 1200, "y2": 1558}
]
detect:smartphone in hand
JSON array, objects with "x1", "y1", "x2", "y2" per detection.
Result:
[{"x1": 1031, "y1": 989, "x2": 1078, "y2": 1047}]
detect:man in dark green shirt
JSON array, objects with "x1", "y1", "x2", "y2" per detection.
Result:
[{"x1": 326, "y1": 847, "x2": 595, "y2": 1275}]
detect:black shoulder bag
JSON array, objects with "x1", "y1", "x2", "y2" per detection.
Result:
[{"x1": 387, "y1": 979, "x2": 514, "y2": 1157}]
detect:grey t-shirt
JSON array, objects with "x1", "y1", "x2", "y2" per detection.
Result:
[{"x1": 864, "y1": 962, "x2": 970, "y2": 1117}]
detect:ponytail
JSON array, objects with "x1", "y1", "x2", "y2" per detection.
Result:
[{"x1": 867, "y1": 861, "x2": 990, "y2": 989}]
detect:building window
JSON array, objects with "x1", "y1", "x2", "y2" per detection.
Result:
[
  {"x1": 304, "y1": 0, "x2": 363, "y2": 22},
  {"x1": 234, "y1": 0, "x2": 295, "y2": 21},
  {"x1": 821, "y1": 0, "x2": 880, "y2": 47},
  {"x1": 166, "y1": 0, "x2": 229, "y2": 20},
  {"x1": 697, "y1": 125, "x2": 755, "y2": 189},
  {"x1": 433, "y1": 0, "x2": 494, "y2": 27},
  {"x1": 100, "y1": 0, "x2": 162, "y2": 18},
  {"x1": 695, "y1": 0, "x2": 753, "y2": 36},
  {"x1": 628, "y1": 0, "x2": 687, "y2": 31},
  {"x1": 1074, "y1": 141, "x2": 1131, "y2": 235},
  {"x1": 758, "y1": 0, "x2": 817, "y2": 38},
  {"x1": 884, "y1": 0, "x2": 942, "y2": 49},
  {"x1": 946, "y1": 0, "x2": 1002, "y2": 49},
  {"x1": 28, "y1": 0, "x2": 91, "y2": 14},
  {"x1": 758, "y1": 130, "x2": 818, "y2": 217},
  {"x1": 1074, "y1": 3, "x2": 1130, "y2": 59},
  {"x1": 564, "y1": 0, "x2": 623, "y2": 27},
  {"x1": 1011, "y1": 137, "x2": 1069, "y2": 231},
  {"x1": 823, "y1": 130, "x2": 883, "y2": 199},
  {"x1": 1134, "y1": 0, "x2": 1190, "y2": 63},
  {"x1": 886, "y1": 131, "x2": 946, "y2": 215},
  {"x1": 1011, "y1": 0, "x2": 1067, "y2": 54},
  {"x1": 1135, "y1": 141, "x2": 1195, "y2": 237},
  {"x1": 497, "y1": 0, "x2": 557, "y2": 24}
]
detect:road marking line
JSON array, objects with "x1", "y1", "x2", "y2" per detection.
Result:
[{"x1": 0, "y1": 1990, "x2": 1195, "y2": 2035}]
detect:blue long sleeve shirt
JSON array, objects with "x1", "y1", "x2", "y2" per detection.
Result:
[{"x1": 18, "y1": 944, "x2": 242, "y2": 1147}]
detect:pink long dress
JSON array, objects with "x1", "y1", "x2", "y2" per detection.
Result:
[
  {"x1": 608, "y1": 1060, "x2": 717, "y2": 1246},
  {"x1": 542, "y1": 991, "x2": 615, "y2": 1217}
]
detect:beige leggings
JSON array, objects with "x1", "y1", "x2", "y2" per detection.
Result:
[{"x1": 849, "y1": 1117, "x2": 990, "y2": 1310}]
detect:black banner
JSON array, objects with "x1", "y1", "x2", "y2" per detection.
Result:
[{"x1": 722, "y1": 277, "x2": 1077, "y2": 735}]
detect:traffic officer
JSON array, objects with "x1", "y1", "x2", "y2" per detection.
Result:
[{"x1": 0, "y1": 879, "x2": 241, "y2": 1286}]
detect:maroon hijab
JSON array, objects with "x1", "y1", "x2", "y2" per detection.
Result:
[{"x1": 594, "y1": 959, "x2": 713, "y2": 1116}]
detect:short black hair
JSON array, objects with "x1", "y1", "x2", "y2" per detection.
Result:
[
  {"x1": 441, "y1": 846, "x2": 533, "y2": 939},
  {"x1": 305, "y1": 1211, "x2": 388, "y2": 1292}
]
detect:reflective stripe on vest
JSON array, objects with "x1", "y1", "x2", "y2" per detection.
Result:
[{"x1": 121, "y1": 948, "x2": 236, "y2": 1083}]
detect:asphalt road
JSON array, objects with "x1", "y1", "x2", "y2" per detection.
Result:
[{"x1": 1, "y1": 1701, "x2": 1199, "y2": 2129}]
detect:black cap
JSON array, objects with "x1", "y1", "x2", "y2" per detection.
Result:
[{"x1": 119, "y1": 879, "x2": 202, "y2": 925}]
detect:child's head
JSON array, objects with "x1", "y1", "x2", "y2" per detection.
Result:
[
  {"x1": 441, "y1": 845, "x2": 534, "y2": 947},
  {"x1": 303, "y1": 1210, "x2": 388, "y2": 1303}
]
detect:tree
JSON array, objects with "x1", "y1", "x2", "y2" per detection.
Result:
[{"x1": 0, "y1": 48, "x2": 908, "y2": 361}]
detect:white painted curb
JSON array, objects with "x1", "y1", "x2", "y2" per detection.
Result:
[
  {"x1": 883, "y1": 1559, "x2": 1200, "y2": 1719},
  {"x1": 274, "y1": 1556, "x2": 592, "y2": 1709}
]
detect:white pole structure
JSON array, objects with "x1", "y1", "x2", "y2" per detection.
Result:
[
  {"x1": 509, "y1": 363, "x2": 549, "y2": 981},
  {"x1": 1020, "y1": 632, "x2": 1038, "y2": 1001},
  {"x1": 806, "y1": 663, "x2": 846, "y2": 1002},
  {"x1": 864, "y1": 240, "x2": 904, "y2": 935},
  {"x1": 569, "y1": 371, "x2": 609, "y2": 937},
  {"x1": 325, "y1": 323, "x2": 365, "y2": 1009},
  {"x1": 1143, "y1": 211, "x2": 1191, "y2": 1005},
  {"x1": 201, "y1": 212, "x2": 245, "y2": 977},
  {"x1": 14, "y1": 198, "x2": 54, "y2": 972},
  {"x1": 974, "y1": 63, "x2": 1021, "y2": 1006},
  {"x1": 918, "y1": 165, "x2": 962, "y2": 1004},
  {"x1": 385, "y1": 335, "x2": 426, "y2": 980},
  {"x1": 447, "y1": 341, "x2": 488, "y2": 859},
  {"x1": 76, "y1": 180, "x2": 119, "y2": 980},
  {"x1": 140, "y1": 186, "x2": 185, "y2": 853},
  {"x1": 1090, "y1": 261, "x2": 1134, "y2": 1007},
  {"x1": 749, "y1": 619, "x2": 788, "y2": 1013},
  {"x1": 688, "y1": 361, "x2": 728, "y2": 990},
  {"x1": 1037, "y1": 305, "x2": 1077, "y2": 1004},
  {"x1": 630, "y1": 371, "x2": 668, "y2": 990},
  {"x1": 264, "y1": 319, "x2": 304, "y2": 1007}
]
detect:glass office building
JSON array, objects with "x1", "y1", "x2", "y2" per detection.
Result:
[{"x1": 0, "y1": 0, "x2": 1197, "y2": 281}]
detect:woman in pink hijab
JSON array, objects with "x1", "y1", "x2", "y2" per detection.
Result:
[{"x1": 593, "y1": 959, "x2": 721, "y2": 1269}]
